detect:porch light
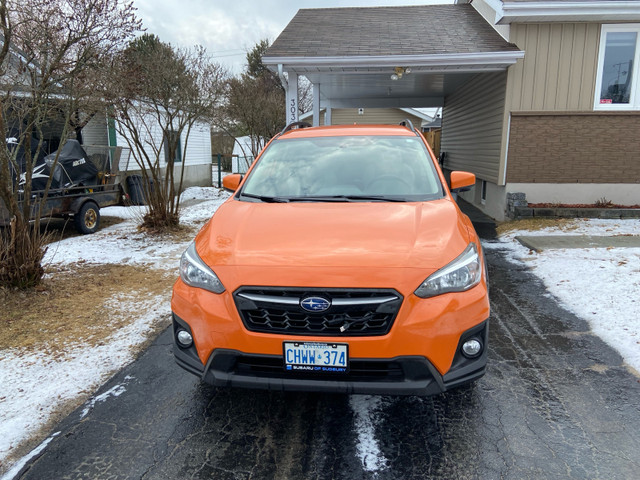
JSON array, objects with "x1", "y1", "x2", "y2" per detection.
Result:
[{"x1": 390, "y1": 67, "x2": 411, "y2": 80}]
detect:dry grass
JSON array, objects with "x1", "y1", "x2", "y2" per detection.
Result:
[
  {"x1": 496, "y1": 218, "x2": 579, "y2": 236},
  {"x1": 0, "y1": 263, "x2": 176, "y2": 355}
]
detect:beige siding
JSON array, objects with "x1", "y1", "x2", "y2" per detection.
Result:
[
  {"x1": 317, "y1": 108, "x2": 422, "y2": 127},
  {"x1": 507, "y1": 23, "x2": 601, "y2": 112},
  {"x1": 441, "y1": 71, "x2": 507, "y2": 183}
]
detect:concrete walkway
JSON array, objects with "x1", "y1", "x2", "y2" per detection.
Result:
[{"x1": 516, "y1": 235, "x2": 640, "y2": 252}]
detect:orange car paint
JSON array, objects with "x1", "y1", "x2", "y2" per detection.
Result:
[{"x1": 171, "y1": 124, "x2": 489, "y2": 385}]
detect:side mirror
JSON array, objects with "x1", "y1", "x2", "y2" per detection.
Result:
[
  {"x1": 449, "y1": 171, "x2": 475, "y2": 192},
  {"x1": 222, "y1": 174, "x2": 242, "y2": 192}
]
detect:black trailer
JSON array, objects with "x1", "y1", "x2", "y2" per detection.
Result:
[{"x1": 2, "y1": 139, "x2": 126, "y2": 234}]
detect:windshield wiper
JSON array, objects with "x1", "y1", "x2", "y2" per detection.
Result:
[
  {"x1": 240, "y1": 192, "x2": 290, "y2": 203},
  {"x1": 287, "y1": 195, "x2": 406, "y2": 203}
]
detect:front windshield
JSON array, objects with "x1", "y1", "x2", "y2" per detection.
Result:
[{"x1": 239, "y1": 135, "x2": 443, "y2": 202}]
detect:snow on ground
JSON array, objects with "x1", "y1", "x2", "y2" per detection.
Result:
[
  {"x1": 43, "y1": 187, "x2": 229, "y2": 269},
  {"x1": 0, "y1": 187, "x2": 231, "y2": 475},
  {"x1": 350, "y1": 395, "x2": 388, "y2": 473},
  {"x1": 485, "y1": 218, "x2": 640, "y2": 372}
]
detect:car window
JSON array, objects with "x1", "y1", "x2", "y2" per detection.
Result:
[{"x1": 240, "y1": 135, "x2": 443, "y2": 202}]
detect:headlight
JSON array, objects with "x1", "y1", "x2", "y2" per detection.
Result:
[
  {"x1": 179, "y1": 242, "x2": 225, "y2": 294},
  {"x1": 414, "y1": 243, "x2": 482, "y2": 298}
]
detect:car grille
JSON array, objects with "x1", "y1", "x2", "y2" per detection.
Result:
[{"x1": 233, "y1": 287, "x2": 403, "y2": 336}]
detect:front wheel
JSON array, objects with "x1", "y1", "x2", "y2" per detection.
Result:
[{"x1": 74, "y1": 202, "x2": 100, "y2": 234}]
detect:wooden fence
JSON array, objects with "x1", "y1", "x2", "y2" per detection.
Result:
[{"x1": 424, "y1": 130, "x2": 441, "y2": 158}]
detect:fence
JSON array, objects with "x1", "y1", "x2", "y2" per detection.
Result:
[
  {"x1": 424, "y1": 130, "x2": 441, "y2": 158},
  {"x1": 212, "y1": 153, "x2": 255, "y2": 187}
]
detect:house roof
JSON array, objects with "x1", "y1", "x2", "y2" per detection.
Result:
[
  {"x1": 263, "y1": 4, "x2": 523, "y2": 109},
  {"x1": 266, "y1": 4, "x2": 520, "y2": 59}
]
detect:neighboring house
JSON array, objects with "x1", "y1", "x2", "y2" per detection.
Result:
[
  {"x1": 299, "y1": 107, "x2": 433, "y2": 129},
  {"x1": 422, "y1": 114, "x2": 442, "y2": 133},
  {"x1": 263, "y1": 1, "x2": 640, "y2": 220},
  {"x1": 231, "y1": 136, "x2": 257, "y2": 174},
  {"x1": 82, "y1": 112, "x2": 213, "y2": 189}
]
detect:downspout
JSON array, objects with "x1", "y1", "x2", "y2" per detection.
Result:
[{"x1": 278, "y1": 64, "x2": 288, "y2": 89}]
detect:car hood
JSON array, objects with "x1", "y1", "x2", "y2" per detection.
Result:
[{"x1": 196, "y1": 198, "x2": 471, "y2": 273}]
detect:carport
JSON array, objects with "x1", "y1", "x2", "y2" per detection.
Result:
[{"x1": 263, "y1": 3, "x2": 523, "y2": 186}]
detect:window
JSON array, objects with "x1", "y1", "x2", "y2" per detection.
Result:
[
  {"x1": 240, "y1": 136, "x2": 443, "y2": 201},
  {"x1": 595, "y1": 24, "x2": 640, "y2": 110},
  {"x1": 481, "y1": 180, "x2": 487, "y2": 205},
  {"x1": 164, "y1": 130, "x2": 182, "y2": 164}
]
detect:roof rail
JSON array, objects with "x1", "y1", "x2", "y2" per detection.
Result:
[
  {"x1": 280, "y1": 121, "x2": 312, "y2": 136},
  {"x1": 399, "y1": 118, "x2": 417, "y2": 133}
]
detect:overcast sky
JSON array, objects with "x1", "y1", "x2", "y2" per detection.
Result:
[{"x1": 132, "y1": 0, "x2": 454, "y2": 74}]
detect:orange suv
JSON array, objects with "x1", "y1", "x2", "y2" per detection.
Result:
[{"x1": 171, "y1": 122, "x2": 489, "y2": 395}]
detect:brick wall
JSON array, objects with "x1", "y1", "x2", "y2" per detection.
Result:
[{"x1": 507, "y1": 114, "x2": 640, "y2": 183}]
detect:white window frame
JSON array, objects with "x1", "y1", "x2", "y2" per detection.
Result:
[{"x1": 594, "y1": 24, "x2": 640, "y2": 111}]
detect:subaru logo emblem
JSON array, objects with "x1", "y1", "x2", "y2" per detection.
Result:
[{"x1": 300, "y1": 296, "x2": 331, "y2": 312}]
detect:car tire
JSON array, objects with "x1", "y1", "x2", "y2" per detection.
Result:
[{"x1": 74, "y1": 201, "x2": 100, "y2": 234}]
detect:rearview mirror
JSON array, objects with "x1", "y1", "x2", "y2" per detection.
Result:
[
  {"x1": 449, "y1": 171, "x2": 475, "y2": 192},
  {"x1": 222, "y1": 174, "x2": 242, "y2": 192}
]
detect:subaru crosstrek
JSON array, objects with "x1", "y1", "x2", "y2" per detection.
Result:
[{"x1": 171, "y1": 122, "x2": 489, "y2": 395}]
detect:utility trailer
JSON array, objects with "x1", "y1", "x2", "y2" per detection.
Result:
[
  {"x1": 1, "y1": 140, "x2": 127, "y2": 234},
  {"x1": 0, "y1": 183, "x2": 124, "y2": 234}
]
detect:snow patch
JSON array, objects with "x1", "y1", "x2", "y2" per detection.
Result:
[
  {"x1": 350, "y1": 395, "x2": 388, "y2": 473},
  {"x1": 80, "y1": 377, "x2": 132, "y2": 419},
  {"x1": 488, "y1": 218, "x2": 640, "y2": 372},
  {"x1": 0, "y1": 432, "x2": 59, "y2": 480}
]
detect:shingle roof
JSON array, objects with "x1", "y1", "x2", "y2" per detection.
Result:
[{"x1": 265, "y1": 4, "x2": 519, "y2": 58}]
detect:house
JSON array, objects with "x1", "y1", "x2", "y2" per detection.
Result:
[
  {"x1": 263, "y1": 0, "x2": 640, "y2": 220},
  {"x1": 451, "y1": 0, "x2": 640, "y2": 217},
  {"x1": 81, "y1": 112, "x2": 213, "y2": 189},
  {"x1": 299, "y1": 106, "x2": 439, "y2": 154},
  {"x1": 299, "y1": 107, "x2": 434, "y2": 129}
]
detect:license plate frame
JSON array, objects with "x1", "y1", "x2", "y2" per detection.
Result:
[{"x1": 283, "y1": 342, "x2": 349, "y2": 374}]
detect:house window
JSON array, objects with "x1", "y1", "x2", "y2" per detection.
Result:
[
  {"x1": 595, "y1": 24, "x2": 640, "y2": 110},
  {"x1": 164, "y1": 130, "x2": 182, "y2": 164}
]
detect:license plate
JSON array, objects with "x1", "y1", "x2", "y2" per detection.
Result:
[{"x1": 283, "y1": 342, "x2": 348, "y2": 373}]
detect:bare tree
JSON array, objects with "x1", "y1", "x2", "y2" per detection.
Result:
[
  {"x1": 225, "y1": 39, "x2": 313, "y2": 157},
  {"x1": 108, "y1": 34, "x2": 227, "y2": 231},
  {"x1": 0, "y1": 0, "x2": 140, "y2": 289},
  {"x1": 226, "y1": 73, "x2": 284, "y2": 156},
  {"x1": 225, "y1": 40, "x2": 284, "y2": 156}
]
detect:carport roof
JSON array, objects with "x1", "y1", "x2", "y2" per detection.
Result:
[{"x1": 264, "y1": 4, "x2": 520, "y2": 59}]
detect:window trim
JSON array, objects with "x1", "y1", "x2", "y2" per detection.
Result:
[{"x1": 594, "y1": 24, "x2": 640, "y2": 111}]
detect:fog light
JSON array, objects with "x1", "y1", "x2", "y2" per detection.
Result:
[
  {"x1": 462, "y1": 339, "x2": 482, "y2": 358},
  {"x1": 176, "y1": 329, "x2": 193, "y2": 348}
]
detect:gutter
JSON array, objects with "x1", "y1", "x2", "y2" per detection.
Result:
[
  {"x1": 264, "y1": 52, "x2": 524, "y2": 70},
  {"x1": 498, "y1": 1, "x2": 640, "y2": 24}
]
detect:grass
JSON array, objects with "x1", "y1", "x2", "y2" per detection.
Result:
[
  {"x1": 0, "y1": 263, "x2": 175, "y2": 355},
  {"x1": 496, "y1": 217, "x2": 579, "y2": 236}
]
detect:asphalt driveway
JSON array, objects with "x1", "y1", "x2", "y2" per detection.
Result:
[{"x1": 10, "y1": 236, "x2": 640, "y2": 479}]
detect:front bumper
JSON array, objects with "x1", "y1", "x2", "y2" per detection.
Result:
[{"x1": 172, "y1": 314, "x2": 488, "y2": 396}]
